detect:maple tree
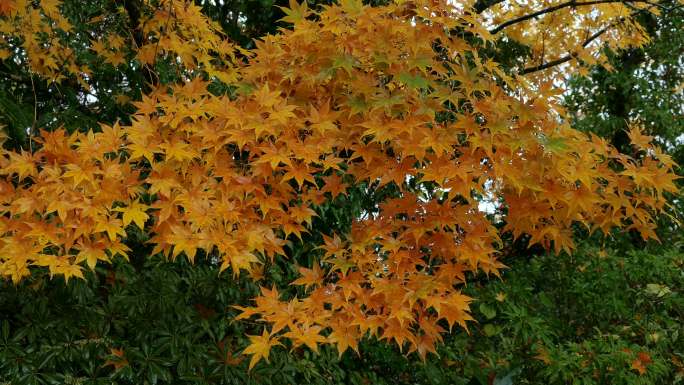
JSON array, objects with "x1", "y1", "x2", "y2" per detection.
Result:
[{"x1": 0, "y1": 0, "x2": 680, "y2": 369}]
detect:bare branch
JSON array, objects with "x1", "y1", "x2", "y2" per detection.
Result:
[
  {"x1": 473, "y1": 0, "x2": 507, "y2": 13},
  {"x1": 519, "y1": 23, "x2": 613, "y2": 74},
  {"x1": 490, "y1": 0, "x2": 652, "y2": 34}
]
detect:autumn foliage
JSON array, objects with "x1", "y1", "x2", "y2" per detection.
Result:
[{"x1": 0, "y1": 0, "x2": 679, "y2": 368}]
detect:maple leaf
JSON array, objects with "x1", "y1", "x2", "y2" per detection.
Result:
[
  {"x1": 114, "y1": 201, "x2": 149, "y2": 229},
  {"x1": 243, "y1": 329, "x2": 282, "y2": 370},
  {"x1": 45, "y1": 200, "x2": 72, "y2": 223},
  {"x1": 291, "y1": 263, "x2": 324, "y2": 291},
  {"x1": 410, "y1": 334, "x2": 439, "y2": 361},
  {"x1": 627, "y1": 125, "x2": 654, "y2": 149},
  {"x1": 3, "y1": 151, "x2": 37, "y2": 180},
  {"x1": 127, "y1": 142, "x2": 155, "y2": 162},
  {"x1": 160, "y1": 139, "x2": 197, "y2": 162},
  {"x1": 277, "y1": 0, "x2": 309, "y2": 25},
  {"x1": 94, "y1": 217, "x2": 126, "y2": 241},
  {"x1": 103, "y1": 50, "x2": 126, "y2": 67},
  {"x1": 75, "y1": 241, "x2": 109, "y2": 270},
  {"x1": 64, "y1": 164, "x2": 95, "y2": 186},
  {"x1": 438, "y1": 292, "x2": 474, "y2": 331},
  {"x1": 252, "y1": 83, "x2": 282, "y2": 108},
  {"x1": 318, "y1": 234, "x2": 345, "y2": 261},
  {"x1": 288, "y1": 205, "x2": 317, "y2": 225},
  {"x1": 233, "y1": 305, "x2": 260, "y2": 321},
  {"x1": 108, "y1": 241, "x2": 131, "y2": 261},
  {"x1": 328, "y1": 323, "x2": 360, "y2": 357},
  {"x1": 533, "y1": 346, "x2": 552, "y2": 364},
  {"x1": 339, "y1": 0, "x2": 364, "y2": 16},
  {"x1": 219, "y1": 252, "x2": 259, "y2": 277},
  {"x1": 631, "y1": 358, "x2": 647, "y2": 375},
  {"x1": 282, "y1": 163, "x2": 316, "y2": 187},
  {"x1": 256, "y1": 145, "x2": 292, "y2": 168},
  {"x1": 103, "y1": 348, "x2": 129, "y2": 370},
  {"x1": 167, "y1": 227, "x2": 199, "y2": 262},
  {"x1": 380, "y1": 319, "x2": 416, "y2": 350},
  {"x1": 331, "y1": 54, "x2": 357, "y2": 76},
  {"x1": 283, "y1": 325, "x2": 326, "y2": 353},
  {"x1": 397, "y1": 72, "x2": 430, "y2": 90},
  {"x1": 0, "y1": 0, "x2": 16, "y2": 16},
  {"x1": 320, "y1": 174, "x2": 348, "y2": 197},
  {"x1": 638, "y1": 352, "x2": 653, "y2": 365},
  {"x1": 53, "y1": 262, "x2": 85, "y2": 283},
  {"x1": 224, "y1": 351, "x2": 245, "y2": 366},
  {"x1": 132, "y1": 95, "x2": 158, "y2": 115}
]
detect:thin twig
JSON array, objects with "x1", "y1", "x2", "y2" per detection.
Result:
[
  {"x1": 152, "y1": 0, "x2": 174, "y2": 68},
  {"x1": 29, "y1": 75, "x2": 37, "y2": 152}
]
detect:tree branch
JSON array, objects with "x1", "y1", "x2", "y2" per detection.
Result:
[
  {"x1": 473, "y1": 0, "x2": 507, "y2": 13},
  {"x1": 518, "y1": 2, "x2": 679, "y2": 75},
  {"x1": 519, "y1": 23, "x2": 614, "y2": 74},
  {"x1": 490, "y1": 0, "x2": 652, "y2": 34}
]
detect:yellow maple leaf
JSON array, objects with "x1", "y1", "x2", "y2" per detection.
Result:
[
  {"x1": 283, "y1": 325, "x2": 326, "y2": 353},
  {"x1": 328, "y1": 324, "x2": 360, "y2": 357},
  {"x1": 75, "y1": 242, "x2": 108, "y2": 270},
  {"x1": 94, "y1": 217, "x2": 126, "y2": 241},
  {"x1": 114, "y1": 201, "x2": 149, "y2": 229},
  {"x1": 277, "y1": 0, "x2": 309, "y2": 25},
  {"x1": 290, "y1": 263, "x2": 324, "y2": 291},
  {"x1": 243, "y1": 329, "x2": 282, "y2": 370},
  {"x1": 627, "y1": 125, "x2": 654, "y2": 149}
]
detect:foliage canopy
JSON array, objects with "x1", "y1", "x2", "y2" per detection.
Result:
[{"x1": 0, "y1": 0, "x2": 680, "y2": 369}]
